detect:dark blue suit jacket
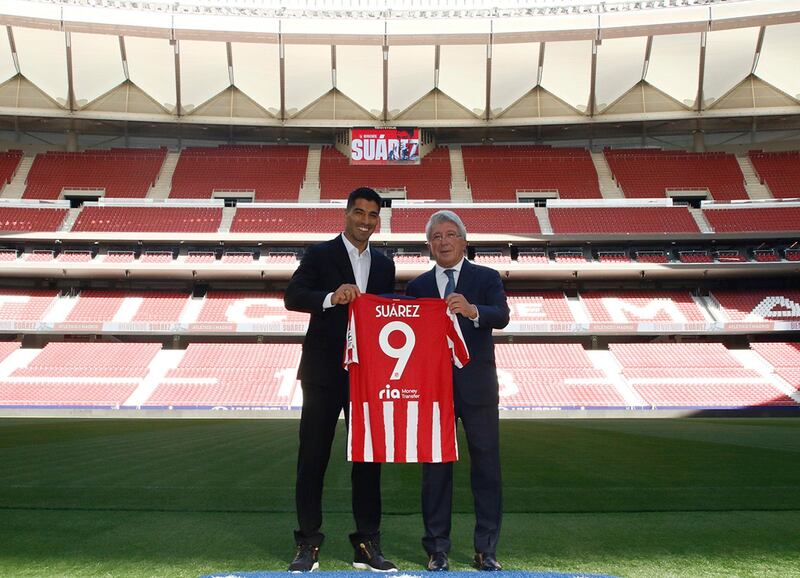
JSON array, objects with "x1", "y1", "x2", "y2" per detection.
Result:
[
  {"x1": 285, "y1": 235, "x2": 395, "y2": 388},
  {"x1": 406, "y1": 259, "x2": 510, "y2": 406}
]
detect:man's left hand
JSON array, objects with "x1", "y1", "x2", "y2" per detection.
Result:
[{"x1": 446, "y1": 293, "x2": 478, "y2": 319}]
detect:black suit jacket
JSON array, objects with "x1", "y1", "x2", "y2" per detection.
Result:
[
  {"x1": 406, "y1": 259, "x2": 510, "y2": 405},
  {"x1": 285, "y1": 235, "x2": 396, "y2": 388}
]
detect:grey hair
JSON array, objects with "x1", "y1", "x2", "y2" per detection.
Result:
[{"x1": 425, "y1": 210, "x2": 468, "y2": 242}]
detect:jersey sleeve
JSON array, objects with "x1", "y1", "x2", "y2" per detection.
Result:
[
  {"x1": 343, "y1": 301, "x2": 359, "y2": 370},
  {"x1": 446, "y1": 309, "x2": 470, "y2": 368}
]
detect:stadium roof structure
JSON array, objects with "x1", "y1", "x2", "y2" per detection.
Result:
[{"x1": 0, "y1": 0, "x2": 799, "y2": 137}]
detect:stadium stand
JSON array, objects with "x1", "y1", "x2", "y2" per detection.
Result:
[
  {"x1": 609, "y1": 343, "x2": 796, "y2": 408},
  {"x1": 0, "y1": 206, "x2": 69, "y2": 232},
  {"x1": 507, "y1": 292, "x2": 575, "y2": 323},
  {"x1": 753, "y1": 248, "x2": 780, "y2": 262},
  {"x1": 604, "y1": 149, "x2": 747, "y2": 201},
  {"x1": 0, "y1": 288, "x2": 58, "y2": 321},
  {"x1": 461, "y1": 145, "x2": 601, "y2": 201},
  {"x1": 319, "y1": 146, "x2": 451, "y2": 200},
  {"x1": 747, "y1": 151, "x2": 800, "y2": 199},
  {"x1": 750, "y1": 342, "x2": 800, "y2": 391},
  {"x1": 22, "y1": 149, "x2": 166, "y2": 200},
  {"x1": 634, "y1": 250, "x2": 670, "y2": 263},
  {"x1": 230, "y1": 206, "x2": 354, "y2": 234},
  {"x1": 702, "y1": 206, "x2": 800, "y2": 233},
  {"x1": 494, "y1": 344, "x2": 623, "y2": 408},
  {"x1": 0, "y1": 150, "x2": 23, "y2": 186},
  {"x1": 12, "y1": 342, "x2": 160, "y2": 378},
  {"x1": 548, "y1": 206, "x2": 700, "y2": 234},
  {"x1": 709, "y1": 289, "x2": 800, "y2": 322},
  {"x1": 169, "y1": 145, "x2": 308, "y2": 200},
  {"x1": 581, "y1": 291, "x2": 708, "y2": 323},
  {"x1": 678, "y1": 250, "x2": 713, "y2": 263},
  {"x1": 145, "y1": 343, "x2": 301, "y2": 408},
  {"x1": 391, "y1": 206, "x2": 539, "y2": 235},
  {"x1": 72, "y1": 206, "x2": 223, "y2": 233},
  {"x1": 194, "y1": 291, "x2": 309, "y2": 327},
  {"x1": 65, "y1": 290, "x2": 190, "y2": 323}
]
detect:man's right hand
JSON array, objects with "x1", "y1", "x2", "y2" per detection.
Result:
[{"x1": 331, "y1": 283, "x2": 362, "y2": 305}]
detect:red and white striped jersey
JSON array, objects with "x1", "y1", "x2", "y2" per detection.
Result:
[{"x1": 344, "y1": 293, "x2": 469, "y2": 463}]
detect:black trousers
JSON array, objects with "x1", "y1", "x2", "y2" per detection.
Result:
[
  {"x1": 294, "y1": 381, "x2": 382, "y2": 548},
  {"x1": 421, "y1": 401, "x2": 502, "y2": 555}
]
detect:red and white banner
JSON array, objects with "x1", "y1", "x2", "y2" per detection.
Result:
[{"x1": 350, "y1": 128, "x2": 420, "y2": 165}]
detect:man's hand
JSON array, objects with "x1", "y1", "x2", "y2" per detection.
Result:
[
  {"x1": 446, "y1": 293, "x2": 478, "y2": 319},
  {"x1": 332, "y1": 283, "x2": 362, "y2": 305}
]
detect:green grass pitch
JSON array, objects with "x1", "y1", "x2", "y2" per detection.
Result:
[{"x1": 1, "y1": 417, "x2": 798, "y2": 577}]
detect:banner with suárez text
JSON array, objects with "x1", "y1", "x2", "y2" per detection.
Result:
[{"x1": 350, "y1": 128, "x2": 420, "y2": 165}]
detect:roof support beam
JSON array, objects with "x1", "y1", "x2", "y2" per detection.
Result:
[
  {"x1": 537, "y1": 42, "x2": 545, "y2": 86},
  {"x1": 485, "y1": 23, "x2": 492, "y2": 121},
  {"x1": 173, "y1": 39, "x2": 181, "y2": 116},
  {"x1": 65, "y1": 31, "x2": 75, "y2": 111},
  {"x1": 278, "y1": 24, "x2": 286, "y2": 121},
  {"x1": 226, "y1": 41, "x2": 234, "y2": 86},
  {"x1": 696, "y1": 31, "x2": 707, "y2": 111},
  {"x1": 382, "y1": 23, "x2": 388, "y2": 122},
  {"x1": 751, "y1": 26, "x2": 766, "y2": 74},
  {"x1": 642, "y1": 36, "x2": 653, "y2": 80},
  {"x1": 589, "y1": 39, "x2": 598, "y2": 116},
  {"x1": 119, "y1": 36, "x2": 129, "y2": 80},
  {"x1": 6, "y1": 27, "x2": 19, "y2": 73}
]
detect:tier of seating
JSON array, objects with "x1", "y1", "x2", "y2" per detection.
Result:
[
  {"x1": 748, "y1": 151, "x2": 800, "y2": 199},
  {"x1": 548, "y1": 206, "x2": 700, "y2": 234},
  {"x1": 702, "y1": 206, "x2": 800, "y2": 233},
  {"x1": 507, "y1": 292, "x2": 575, "y2": 323},
  {"x1": 0, "y1": 207, "x2": 68, "y2": 232},
  {"x1": 72, "y1": 206, "x2": 223, "y2": 233},
  {"x1": 580, "y1": 291, "x2": 707, "y2": 323},
  {"x1": 319, "y1": 146, "x2": 451, "y2": 200},
  {"x1": 146, "y1": 343, "x2": 301, "y2": 408},
  {"x1": 23, "y1": 149, "x2": 166, "y2": 200},
  {"x1": 0, "y1": 289, "x2": 59, "y2": 321},
  {"x1": 710, "y1": 290, "x2": 800, "y2": 322},
  {"x1": 0, "y1": 340, "x2": 796, "y2": 409},
  {"x1": 604, "y1": 149, "x2": 746, "y2": 201},
  {"x1": 65, "y1": 290, "x2": 191, "y2": 323},
  {"x1": 170, "y1": 145, "x2": 308, "y2": 200},
  {"x1": 230, "y1": 207, "x2": 353, "y2": 234},
  {"x1": 0, "y1": 150, "x2": 22, "y2": 185},
  {"x1": 609, "y1": 342, "x2": 796, "y2": 407},
  {"x1": 462, "y1": 145, "x2": 601, "y2": 201},
  {"x1": 391, "y1": 207, "x2": 539, "y2": 235}
]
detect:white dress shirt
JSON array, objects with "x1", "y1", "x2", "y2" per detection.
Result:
[{"x1": 323, "y1": 233, "x2": 372, "y2": 309}]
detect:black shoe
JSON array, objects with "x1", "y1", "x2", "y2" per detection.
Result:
[
  {"x1": 289, "y1": 544, "x2": 320, "y2": 572},
  {"x1": 353, "y1": 540, "x2": 398, "y2": 572},
  {"x1": 474, "y1": 552, "x2": 502, "y2": 571},
  {"x1": 426, "y1": 552, "x2": 449, "y2": 572}
]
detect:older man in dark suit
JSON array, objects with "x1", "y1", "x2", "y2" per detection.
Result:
[
  {"x1": 406, "y1": 210, "x2": 510, "y2": 572},
  {"x1": 284, "y1": 187, "x2": 397, "y2": 573}
]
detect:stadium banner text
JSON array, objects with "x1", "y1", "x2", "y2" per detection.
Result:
[{"x1": 350, "y1": 128, "x2": 420, "y2": 165}]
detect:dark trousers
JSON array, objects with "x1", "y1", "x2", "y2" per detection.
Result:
[
  {"x1": 421, "y1": 401, "x2": 501, "y2": 555},
  {"x1": 294, "y1": 381, "x2": 382, "y2": 548}
]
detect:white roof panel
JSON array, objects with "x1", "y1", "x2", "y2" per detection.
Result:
[
  {"x1": 284, "y1": 44, "x2": 332, "y2": 114},
  {"x1": 387, "y1": 45, "x2": 435, "y2": 115},
  {"x1": 438, "y1": 44, "x2": 487, "y2": 115},
  {"x1": 336, "y1": 45, "x2": 383, "y2": 116},
  {"x1": 596, "y1": 36, "x2": 647, "y2": 111},
  {"x1": 72, "y1": 32, "x2": 125, "y2": 107},
  {"x1": 125, "y1": 36, "x2": 177, "y2": 111},
  {"x1": 180, "y1": 40, "x2": 230, "y2": 111},
  {"x1": 757, "y1": 22, "x2": 800, "y2": 99},
  {"x1": 490, "y1": 43, "x2": 539, "y2": 112},
  {"x1": 231, "y1": 42, "x2": 281, "y2": 114},
  {"x1": 0, "y1": 29, "x2": 16, "y2": 85},
  {"x1": 540, "y1": 40, "x2": 592, "y2": 112},
  {"x1": 646, "y1": 32, "x2": 701, "y2": 108},
  {"x1": 703, "y1": 27, "x2": 760, "y2": 106},
  {"x1": 14, "y1": 27, "x2": 68, "y2": 105}
]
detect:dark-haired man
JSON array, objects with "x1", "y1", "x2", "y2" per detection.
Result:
[{"x1": 284, "y1": 187, "x2": 397, "y2": 573}]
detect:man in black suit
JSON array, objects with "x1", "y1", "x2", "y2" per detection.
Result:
[
  {"x1": 284, "y1": 187, "x2": 397, "y2": 573},
  {"x1": 406, "y1": 210, "x2": 510, "y2": 572}
]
